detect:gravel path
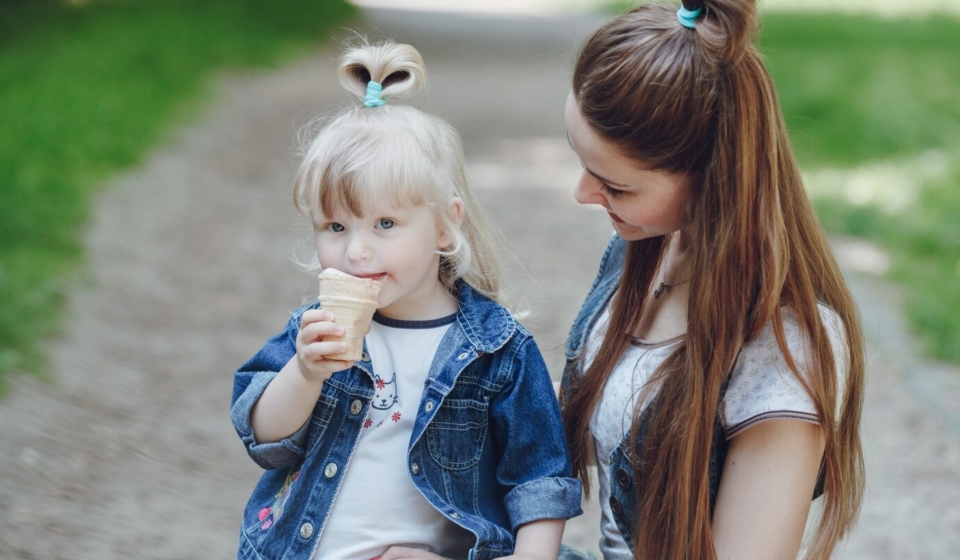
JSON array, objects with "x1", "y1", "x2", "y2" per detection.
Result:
[{"x1": 1, "y1": 7, "x2": 958, "y2": 559}]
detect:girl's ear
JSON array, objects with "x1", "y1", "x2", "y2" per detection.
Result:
[{"x1": 437, "y1": 197, "x2": 463, "y2": 248}]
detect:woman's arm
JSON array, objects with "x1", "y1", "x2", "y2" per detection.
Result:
[{"x1": 712, "y1": 419, "x2": 826, "y2": 560}]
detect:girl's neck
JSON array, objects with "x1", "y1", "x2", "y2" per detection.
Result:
[{"x1": 377, "y1": 280, "x2": 459, "y2": 322}]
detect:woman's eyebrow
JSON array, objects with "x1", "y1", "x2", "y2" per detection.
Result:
[
  {"x1": 566, "y1": 130, "x2": 630, "y2": 188},
  {"x1": 590, "y1": 169, "x2": 628, "y2": 188}
]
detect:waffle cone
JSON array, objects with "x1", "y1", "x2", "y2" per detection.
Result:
[{"x1": 318, "y1": 272, "x2": 382, "y2": 362}]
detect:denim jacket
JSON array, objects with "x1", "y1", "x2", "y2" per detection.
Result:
[
  {"x1": 559, "y1": 235, "x2": 727, "y2": 552},
  {"x1": 232, "y1": 281, "x2": 582, "y2": 560}
]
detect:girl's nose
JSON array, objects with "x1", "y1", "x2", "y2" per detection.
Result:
[
  {"x1": 346, "y1": 235, "x2": 371, "y2": 262},
  {"x1": 574, "y1": 171, "x2": 606, "y2": 206}
]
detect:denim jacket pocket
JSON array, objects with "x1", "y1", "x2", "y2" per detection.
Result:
[
  {"x1": 305, "y1": 392, "x2": 338, "y2": 456},
  {"x1": 426, "y1": 396, "x2": 490, "y2": 470}
]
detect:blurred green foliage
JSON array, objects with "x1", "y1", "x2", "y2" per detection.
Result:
[
  {"x1": 761, "y1": 13, "x2": 960, "y2": 361},
  {"x1": 0, "y1": 0, "x2": 358, "y2": 390},
  {"x1": 608, "y1": 4, "x2": 960, "y2": 362},
  {"x1": 762, "y1": 14, "x2": 960, "y2": 166}
]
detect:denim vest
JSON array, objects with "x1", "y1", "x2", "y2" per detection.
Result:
[
  {"x1": 232, "y1": 282, "x2": 582, "y2": 560},
  {"x1": 559, "y1": 235, "x2": 727, "y2": 551}
]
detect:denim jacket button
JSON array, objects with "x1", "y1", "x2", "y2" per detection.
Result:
[
  {"x1": 457, "y1": 352, "x2": 470, "y2": 360},
  {"x1": 350, "y1": 399, "x2": 362, "y2": 415},
  {"x1": 609, "y1": 496, "x2": 623, "y2": 516},
  {"x1": 451, "y1": 511, "x2": 461, "y2": 519},
  {"x1": 424, "y1": 401, "x2": 434, "y2": 412},
  {"x1": 324, "y1": 462, "x2": 338, "y2": 478},
  {"x1": 411, "y1": 461, "x2": 420, "y2": 475},
  {"x1": 299, "y1": 522, "x2": 314, "y2": 539},
  {"x1": 361, "y1": 352, "x2": 371, "y2": 362},
  {"x1": 616, "y1": 467, "x2": 631, "y2": 489}
]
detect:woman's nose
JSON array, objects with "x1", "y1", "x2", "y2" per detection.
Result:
[{"x1": 574, "y1": 171, "x2": 605, "y2": 206}]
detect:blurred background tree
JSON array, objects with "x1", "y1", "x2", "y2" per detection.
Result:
[{"x1": 0, "y1": 0, "x2": 358, "y2": 391}]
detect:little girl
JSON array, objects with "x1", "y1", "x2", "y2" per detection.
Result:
[{"x1": 230, "y1": 40, "x2": 581, "y2": 560}]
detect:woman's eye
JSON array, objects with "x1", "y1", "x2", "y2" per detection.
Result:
[
  {"x1": 600, "y1": 183, "x2": 625, "y2": 198},
  {"x1": 376, "y1": 218, "x2": 395, "y2": 229},
  {"x1": 326, "y1": 223, "x2": 345, "y2": 232}
]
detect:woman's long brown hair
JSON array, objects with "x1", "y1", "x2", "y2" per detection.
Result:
[{"x1": 561, "y1": 2, "x2": 865, "y2": 559}]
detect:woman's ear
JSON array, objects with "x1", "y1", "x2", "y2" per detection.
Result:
[{"x1": 438, "y1": 197, "x2": 463, "y2": 248}]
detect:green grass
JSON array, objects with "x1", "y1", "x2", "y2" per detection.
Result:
[
  {"x1": 0, "y1": 0, "x2": 358, "y2": 391},
  {"x1": 606, "y1": 4, "x2": 960, "y2": 362}
]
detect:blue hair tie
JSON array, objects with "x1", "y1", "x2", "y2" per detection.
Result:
[
  {"x1": 677, "y1": 4, "x2": 703, "y2": 29},
  {"x1": 364, "y1": 80, "x2": 385, "y2": 108}
]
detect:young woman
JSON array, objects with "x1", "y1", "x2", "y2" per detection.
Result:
[{"x1": 559, "y1": 2, "x2": 865, "y2": 559}]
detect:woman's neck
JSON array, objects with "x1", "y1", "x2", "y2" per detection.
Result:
[{"x1": 633, "y1": 231, "x2": 692, "y2": 342}]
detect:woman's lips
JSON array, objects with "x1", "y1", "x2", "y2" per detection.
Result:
[{"x1": 608, "y1": 211, "x2": 624, "y2": 224}]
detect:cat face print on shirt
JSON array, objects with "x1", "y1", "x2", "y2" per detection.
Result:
[{"x1": 372, "y1": 372, "x2": 399, "y2": 410}]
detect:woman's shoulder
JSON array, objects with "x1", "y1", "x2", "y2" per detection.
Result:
[
  {"x1": 721, "y1": 304, "x2": 847, "y2": 438},
  {"x1": 747, "y1": 304, "x2": 846, "y2": 360}
]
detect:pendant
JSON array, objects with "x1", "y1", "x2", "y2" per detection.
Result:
[{"x1": 654, "y1": 281, "x2": 670, "y2": 299}]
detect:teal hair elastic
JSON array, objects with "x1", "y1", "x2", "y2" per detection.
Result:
[
  {"x1": 677, "y1": 4, "x2": 703, "y2": 29},
  {"x1": 364, "y1": 80, "x2": 385, "y2": 108}
]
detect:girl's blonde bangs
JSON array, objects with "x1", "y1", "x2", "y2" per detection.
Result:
[{"x1": 307, "y1": 113, "x2": 449, "y2": 219}]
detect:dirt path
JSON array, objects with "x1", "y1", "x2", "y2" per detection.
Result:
[{"x1": 1, "y1": 7, "x2": 958, "y2": 559}]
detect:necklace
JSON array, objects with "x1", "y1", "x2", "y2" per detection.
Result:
[
  {"x1": 654, "y1": 239, "x2": 691, "y2": 299},
  {"x1": 653, "y1": 278, "x2": 691, "y2": 299}
]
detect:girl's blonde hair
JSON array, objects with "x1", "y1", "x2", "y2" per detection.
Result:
[
  {"x1": 292, "y1": 40, "x2": 503, "y2": 303},
  {"x1": 561, "y1": 2, "x2": 865, "y2": 560}
]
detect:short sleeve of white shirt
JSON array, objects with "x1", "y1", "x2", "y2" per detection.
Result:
[{"x1": 721, "y1": 304, "x2": 849, "y2": 438}]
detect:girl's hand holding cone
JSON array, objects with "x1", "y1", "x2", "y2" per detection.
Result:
[{"x1": 295, "y1": 309, "x2": 355, "y2": 383}]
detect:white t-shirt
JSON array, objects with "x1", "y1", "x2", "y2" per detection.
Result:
[
  {"x1": 312, "y1": 312, "x2": 474, "y2": 560},
  {"x1": 584, "y1": 304, "x2": 848, "y2": 559}
]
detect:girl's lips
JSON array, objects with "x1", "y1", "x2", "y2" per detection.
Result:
[
  {"x1": 608, "y1": 211, "x2": 625, "y2": 224},
  {"x1": 356, "y1": 273, "x2": 387, "y2": 283}
]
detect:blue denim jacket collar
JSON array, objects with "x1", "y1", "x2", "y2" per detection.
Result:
[
  {"x1": 564, "y1": 234, "x2": 627, "y2": 365},
  {"x1": 353, "y1": 281, "x2": 517, "y2": 393},
  {"x1": 452, "y1": 281, "x2": 517, "y2": 354}
]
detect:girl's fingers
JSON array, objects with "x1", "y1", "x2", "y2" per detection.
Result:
[
  {"x1": 301, "y1": 309, "x2": 335, "y2": 324},
  {"x1": 299, "y1": 319, "x2": 344, "y2": 342},
  {"x1": 302, "y1": 340, "x2": 349, "y2": 361}
]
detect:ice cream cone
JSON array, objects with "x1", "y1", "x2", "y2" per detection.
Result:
[{"x1": 317, "y1": 269, "x2": 382, "y2": 362}]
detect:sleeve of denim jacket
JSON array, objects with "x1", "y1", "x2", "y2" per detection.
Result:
[
  {"x1": 230, "y1": 307, "x2": 312, "y2": 470},
  {"x1": 490, "y1": 335, "x2": 583, "y2": 530}
]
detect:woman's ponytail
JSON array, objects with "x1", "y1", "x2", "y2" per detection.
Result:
[{"x1": 695, "y1": 0, "x2": 759, "y2": 67}]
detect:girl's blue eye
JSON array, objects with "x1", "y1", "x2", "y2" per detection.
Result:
[
  {"x1": 377, "y1": 218, "x2": 395, "y2": 229},
  {"x1": 327, "y1": 223, "x2": 344, "y2": 232}
]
